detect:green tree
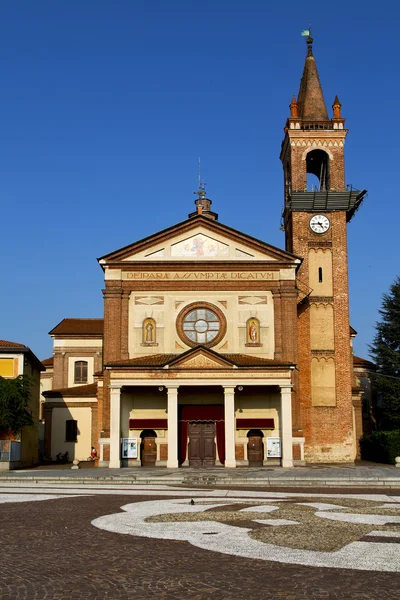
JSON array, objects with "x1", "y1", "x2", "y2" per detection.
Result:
[
  {"x1": 369, "y1": 275, "x2": 400, "y2": 429},
  {"x1": 0, "y1": 375, "x2": 34, "y2": 435}
]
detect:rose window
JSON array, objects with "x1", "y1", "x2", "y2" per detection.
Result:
[
  {"x1": 177, "y1": 303, "x2": 226, "y2": 348},
  {"x1": 183, "y1": 308, "x2": 221, "y2": 344}
]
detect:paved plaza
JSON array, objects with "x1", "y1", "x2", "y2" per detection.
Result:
[
  {"x1": 2, "y1": 462, "x2": 400, "y2": 487},
  {"x1": 1, "y1": 479, "x2": 400, "y2": 599}
]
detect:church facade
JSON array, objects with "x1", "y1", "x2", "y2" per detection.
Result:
[{"x1": 42, "y1": 36, "x2": 367, "y2": 468}]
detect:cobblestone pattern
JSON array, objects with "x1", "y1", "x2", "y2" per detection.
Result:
[{"x1": 1, "y1": 493, "x2": 400, "y2": 599}]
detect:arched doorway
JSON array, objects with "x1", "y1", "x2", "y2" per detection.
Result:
[
  {"x1": 140, "y1": 429, "x2": 157, "y2": 467},
  {"x1": 247, "y1": 429, "x2": 264, "y2": 467}
]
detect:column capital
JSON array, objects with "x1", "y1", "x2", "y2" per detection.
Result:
[
  {"x1": 109, "y1": 384, "x2": 122, "y2": 391},
  {"x1": 280, "y1": 384, "x2": 293, "y2": 391},
  {"x1": 223, "y1": 386, "x2": 235, "y2": 394},
  {"x1": 166, "y1": 385, "x2": 180, "y2": 392}
]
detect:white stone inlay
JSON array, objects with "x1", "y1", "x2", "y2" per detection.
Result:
[
  {"x1": 92, "y1": 496, "x2": 400, "y2": 572},
  {"x1": 239, "y1": 505, "x2": 279, "y2": 513}
]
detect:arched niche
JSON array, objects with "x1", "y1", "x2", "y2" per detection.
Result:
[
  {"x1": 246, "y1": 317, "x2": 261, "y2": 346},
  {"x1": 142, "y1": 318, "x2": 157, "y2": 345}
]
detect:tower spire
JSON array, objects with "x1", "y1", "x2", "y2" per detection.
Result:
[{"x1": 297, "y1": 31, "x2": 328, "y2": 121}]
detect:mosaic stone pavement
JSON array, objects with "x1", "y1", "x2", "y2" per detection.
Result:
[{"x1": 1, "y1": 484, "x2": 400, "y2": 599}]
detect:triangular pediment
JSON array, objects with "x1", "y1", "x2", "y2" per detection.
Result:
[
  {"x1": 167, "y1": 346, "x2": 235, "y2": 370},
  {"x1": 98, "y1": 215, "x2": 300, "y2": 266}
]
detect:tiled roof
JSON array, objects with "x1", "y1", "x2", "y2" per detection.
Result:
[
  {"x1": 49, "y1": 319, "x2": 104, "y2": 336},
  {"x1": 41, "y1": 357, "x2": 54, "y2": 367},
  {"x1": 107, "y1": 354, "x2": 176, "y2": 367},
  {"x1": 0, "y1": 340, "x2": 26, "y2": 348},
  {"x1": 224, "y1": 354, "x2": 293, "y2": 367},
  {"x1": 353, "y1": 355, "x2": 375, "y2": 369},
  {"x1": 106, "y1": 353, "x2": 293, "y2": 369},
  {"x1": 43, "y1": 383, "x2": 98, "y2": 398}
]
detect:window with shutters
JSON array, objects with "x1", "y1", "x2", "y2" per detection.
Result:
[{"x1": 74, "y1": 360, "x2": 88, "y2": 384}]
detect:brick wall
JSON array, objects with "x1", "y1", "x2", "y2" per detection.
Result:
[
  {"x1": 52, "y1": 347, "x2": 102, "y2": 390},
  {"x1": 290, "y1": 211, "x2": 354, "y2": 462}
]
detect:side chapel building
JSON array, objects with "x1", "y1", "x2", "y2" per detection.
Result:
[{"x1": 42, "y1": 35, "x2": 368, "y2": 468}]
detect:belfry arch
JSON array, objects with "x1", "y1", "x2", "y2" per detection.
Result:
[{"x1": 306, "y1": 149, "x2": 330, "y2": 191}]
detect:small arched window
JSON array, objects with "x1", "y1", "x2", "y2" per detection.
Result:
[{"x1": 74, "y1": 361, "x2": 88, "y2": 384}]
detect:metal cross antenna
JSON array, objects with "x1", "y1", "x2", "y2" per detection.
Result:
[
  {"x1": 194, "y1": 157, "x2": 206, "y2": 199},
  {"x1": 198, "y1": 157, "x2": 201, "y2": 191}
]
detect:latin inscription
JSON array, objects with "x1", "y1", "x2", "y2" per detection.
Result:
[{"x1": 123, "y1": 271, "x2": 278, "y2": 281}]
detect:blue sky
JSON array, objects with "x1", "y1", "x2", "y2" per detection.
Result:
[{"x1": 1, "y1": 0, "x2": 398, "y2": 361}]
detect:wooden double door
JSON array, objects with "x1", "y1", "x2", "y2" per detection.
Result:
[{"x1": 188, "y1": 421, "x2": 216, "y2": 468}]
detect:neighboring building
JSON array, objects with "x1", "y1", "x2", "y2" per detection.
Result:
[
  {"x1": 41, "y1": 319, "x2": 103, "y2": 462},
  {"x1": 42, "y1": 35, "x2": 370, "y2": 467},
  {"x1": 38, "y1": 357, "x2": 54, "y2": 459},
  {"x1": 0, "y1": 340, "x2": 44, "y2": 470},
  {"x1": 353, "y1": 355, "x2": 376, "y2": 436}
]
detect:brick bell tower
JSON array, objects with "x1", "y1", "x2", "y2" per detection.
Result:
[{"x1": 280, "y1": 33, "x2": 367, "y2": 462}]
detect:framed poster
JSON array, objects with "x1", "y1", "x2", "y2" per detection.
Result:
[
  {"x1": 266, "y1": 437, "x2": 281, "y2": 458},
  {"x1": 122, "y1": 438, "x2": 138, "y2": 459}
]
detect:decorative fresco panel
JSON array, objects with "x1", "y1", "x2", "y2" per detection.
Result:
[
  {"x1": 171, "y1": 234, "x2": 229, "y2": 258},
  {"x1": 239, "y1": 296, "x2": 268, "y2": 305},
  {"x1": 134, "y1": 296, "x2": 164, "y2": 305}
]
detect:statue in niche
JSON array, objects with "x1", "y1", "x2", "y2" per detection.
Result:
[
  {"x1": 247, "y1": 318, "x2": 259, "y2": 344},
  {"x1": 143, "y1": 318, "x2": 156, "y2": 344}
]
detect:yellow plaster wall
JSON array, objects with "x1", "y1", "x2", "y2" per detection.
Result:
[
  {"x1": 309, "y1": 249, "x2": 333, "y2": 296},
  {"x1": 310, "y1": 304, "x2": 334, "y2": 350},
  {"x1": 121, "y1": 390, "x2": 167, "y2": 438},
  {"x1": 0, "y1": 358, "x2": 15, "y2": 377},
  {"x1": 235, "y1": 390, "x2": 280, "y2": 438},
  {"x1": 311, "y1": 357, "x2": 336, "y2": 406},
  {"x1": 51, "y1": 406, "x2": 92, "y2": 461},
  {"x1": 128, "y1": 291, "x2": 274, "y2": 358}
]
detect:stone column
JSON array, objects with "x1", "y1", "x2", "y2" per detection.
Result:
[
  {"x1": 280, "y1": 385, "x2": 293, "y2": 468},
  {"x1": 109, "y1": 386, "x2": 121, "y2": 468},
  {"x1": 224, "y1": 386, "x2": 236, "y2": 468},
  {"x1": 167, "y1": 386, "x2": 179, "y2": 468}
]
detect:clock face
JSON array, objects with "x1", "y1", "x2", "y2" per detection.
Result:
[{"x1": 309, "y1": 214, "x2": 330, "y2": 234}]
